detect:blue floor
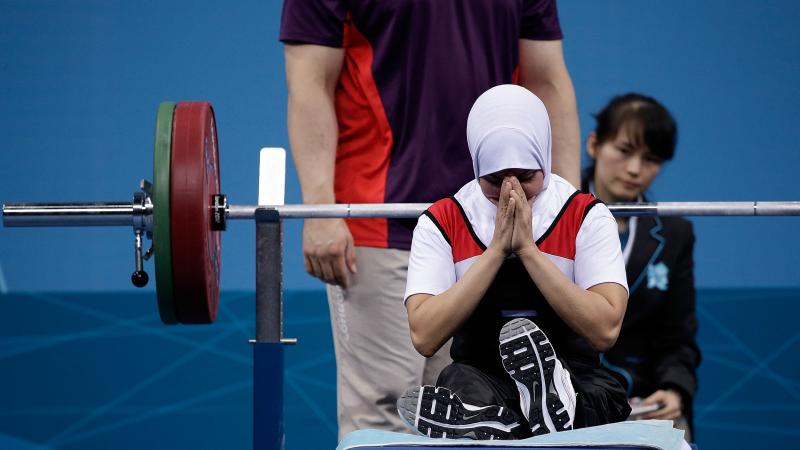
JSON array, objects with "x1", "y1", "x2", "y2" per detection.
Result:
[{"x1": 0, "y1": 288, "x2": 798, "y2": 449}]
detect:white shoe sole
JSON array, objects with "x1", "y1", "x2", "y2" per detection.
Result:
[
  {"x1": 499, "y1": 318, "x2": 574, "y2": 434},
  {"x1": 397, "y1": 385, "x2": 520, "y2": 440}
]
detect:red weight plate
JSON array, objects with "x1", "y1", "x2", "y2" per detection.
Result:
[{"x1": 170, "y1": 102, "x2": 221, "y2": 324}]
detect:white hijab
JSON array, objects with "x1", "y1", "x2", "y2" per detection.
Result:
[
  {"x1": 466, "y1": 84, "x2": 552, "y2": 190},
  {"x1": 458, "y1": 85, "x2": 561, "y2": 246}
]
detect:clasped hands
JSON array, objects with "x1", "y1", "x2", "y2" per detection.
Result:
[{"x1": 488, "y1": 176, "x2": 538, "y2": 258}]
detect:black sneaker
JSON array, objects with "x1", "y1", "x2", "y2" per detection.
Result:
[
  {"x1": 499, "y1": 318, "x2": 576, "y2": 435},
  {"x1": 397, "y1": 385, "x2": 521, "y2": 440}
]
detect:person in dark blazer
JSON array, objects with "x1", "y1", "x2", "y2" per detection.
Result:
[{"x1": 581, "y1": 94, "x2": 701, "y2": 440}]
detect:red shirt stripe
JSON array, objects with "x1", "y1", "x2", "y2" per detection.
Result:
[
  {"x1": 335, "y1": 20, "x2": 393, "y2": 248},
  {"x1": 427, "y1": 193, "x2": 600, "y2": 262},
  {"x1": 537, "y1": 193, "x2": 599, "y2": 260},
  {"x1": 427, "y1": 198, "x2": 484, "y2": 263}
]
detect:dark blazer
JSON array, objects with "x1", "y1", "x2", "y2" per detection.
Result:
[{"x1": 581, "y1": 177, "x2": 701, "y2": 428}]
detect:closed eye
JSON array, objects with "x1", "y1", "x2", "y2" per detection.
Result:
[
  {"x1": 517, "y1": 173, "x2": 535, "y2": 182},
  {"x1": 484, "y1": 176, "x2": 503, "y2": 186}
]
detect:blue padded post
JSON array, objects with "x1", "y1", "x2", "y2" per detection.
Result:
[{"x1": 254, "y1": 342, "x2": 284, "y2": 450}]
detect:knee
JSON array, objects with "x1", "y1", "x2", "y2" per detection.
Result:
[{"x1": 435, "y1": 362, "x2": 471, "y2": 386}]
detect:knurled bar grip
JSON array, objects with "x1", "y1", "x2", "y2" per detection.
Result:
[{"x1": 4, "y1": 201, "x2": 800, "y2": 227}]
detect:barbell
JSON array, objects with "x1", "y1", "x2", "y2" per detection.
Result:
[{"x1": 3, "y1": 101, "x2": 799, "y2": 325}]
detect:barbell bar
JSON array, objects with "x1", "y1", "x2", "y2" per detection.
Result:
[
  {"x1": 3, "y1": 101, "x2": 799, "y2": 325},
  {"x1": 5, "y1": 201, "x2": 800, "y2": 228}
]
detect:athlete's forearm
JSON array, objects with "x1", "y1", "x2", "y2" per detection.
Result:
[
  {"x1": 516, "y1": 247, "x2": 626, "y2": 351},
  {"x1": 406, "y1": 248, "x2": 506, "y2": 357}
]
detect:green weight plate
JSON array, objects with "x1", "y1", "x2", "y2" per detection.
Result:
[{"x1": 154, "y1": 102, "x2": 178, "y2": 325}]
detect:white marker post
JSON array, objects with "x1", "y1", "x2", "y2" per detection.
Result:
[{"x1": 258, "y1": 147, "x2": 286, "y2": 206}]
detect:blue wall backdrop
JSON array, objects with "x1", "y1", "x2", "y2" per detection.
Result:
[
  {"x1": 1, "y1": 1, "x2": 799, "y2": 450},
  {"x1": 1, "y1": 0, "x2": 798, "y2": 292}
]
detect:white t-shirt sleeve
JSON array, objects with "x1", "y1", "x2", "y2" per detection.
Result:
[
  {"x1": 404, "y1": 214, "x2": 457, "y2": 303},
  {"x1": 574, "y1": 203, "x2": 629, "y2": 294}
]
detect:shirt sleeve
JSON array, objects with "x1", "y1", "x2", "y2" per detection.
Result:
[
  {"x1": 279, "y1": 0, "x2": 347, "y2": 47},
  {"x1": 574, "y1": 203, "x2": 629, "y2": 294},
  {"x1": 520, "y1": 0, "x2": 563, "y2": 40},
  {"x1": 404, "y1": 214, "x2": 457, "y2": 303}
]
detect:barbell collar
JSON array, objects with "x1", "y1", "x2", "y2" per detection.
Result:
[{"x1": 132, "y1": 191, "x2": 153, "y2": 232}]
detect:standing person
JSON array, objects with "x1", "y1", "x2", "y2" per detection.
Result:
[
  {"x1": 399, "y1": 84, "x2": 630, "y2": 440},
  {"x1": 582, "y1": 94, "x2": 700, "y2": 439},
  {"x1": 280, "y1": 0, "x2": 581, "y2": 440}
]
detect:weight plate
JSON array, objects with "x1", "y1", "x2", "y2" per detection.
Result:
[
  {"x1": 153, "y1": 102, "x2": 178, "y2": 325},
  {"x1": 170, "y1": 102, "x2": 221, "y2": 324}
]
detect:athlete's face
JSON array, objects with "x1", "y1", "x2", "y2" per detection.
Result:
[
  {"x1": 587, "y1": 123, "x2": 663, "y2": 203},
  {"x1": 479, "y1": 169, "x2": 544, "y2": 206}
]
